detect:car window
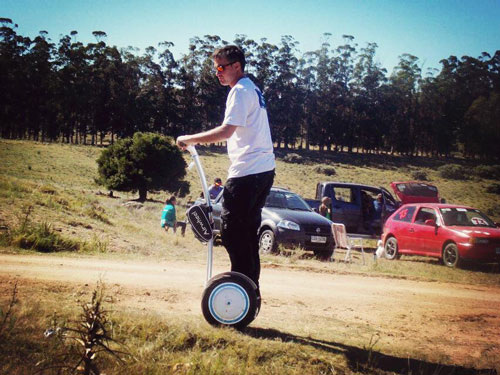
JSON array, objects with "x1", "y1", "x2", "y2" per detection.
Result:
[
  {"x1": 265, "y1": 191, "x2": 310, "y2": 211},
  {"x1": 396, "y1": 183, "x2": 438, "y2": 198},
  {"x1": 440, "y1": 207, "x2": 496, "y2": 228},
  {"x1": 393, "y1": 206, "x2": 416, "y2": 223},
  {"x1": 381, "y1": 189, "x2": 397, "y2": 206},
  {"x1": 414, "y1": 207, "x2": 437, "y2": 225},
  {"x1": 333, "y1": 187, "x2": 356, "y2": 203}
]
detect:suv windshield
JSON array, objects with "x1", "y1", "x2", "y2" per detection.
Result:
[
  {"x1": 265, "y1": 191, "x2": 311, "y2": 211},
  {"x1": 440, "y1": 207, "x2": 496, "y2": 228}
]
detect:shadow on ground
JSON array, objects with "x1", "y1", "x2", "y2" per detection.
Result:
[{"x1": 244, "y1": 327, "x2": 497, "y2": 375}]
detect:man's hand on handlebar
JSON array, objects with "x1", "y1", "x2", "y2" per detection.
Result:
[{"x1": 176, "y1": 136, "x2": 193, "y2": 150}]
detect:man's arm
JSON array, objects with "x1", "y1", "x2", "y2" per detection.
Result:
[{"x1": 176, "y1": 124, "x2": 237, "y2": 149}]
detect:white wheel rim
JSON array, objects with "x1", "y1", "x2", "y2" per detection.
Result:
[
  {"x1": 260, "y1": 233, "x2": 273, "y2": 253},
  {"x1": 209, "y1": 282, "x2": 249, "y2": 324}
]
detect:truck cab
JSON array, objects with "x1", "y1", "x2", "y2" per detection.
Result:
[
  {"x1": 309, "y1": 181, "x2": 441, "y2": 236},
  {"x1": 314, "y1": 182, "x2": 398, "y2": 235}
]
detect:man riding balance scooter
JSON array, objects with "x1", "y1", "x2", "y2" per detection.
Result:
[{"x1": 177, "y1": 45, "x2": 275, "y2": 292}]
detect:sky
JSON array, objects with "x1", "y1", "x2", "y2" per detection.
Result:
[{"x1": 3, "y1": 0, "x2": 500, "y2": 74}]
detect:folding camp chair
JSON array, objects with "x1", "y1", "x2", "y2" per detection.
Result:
[{"x1": 331, "y1": 222, "x2": 366, "y2": 264}]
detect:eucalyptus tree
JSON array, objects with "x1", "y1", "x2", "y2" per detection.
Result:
[
  {"x1": 301, "y1": 34, "x2": 336, "y2": 151},
  {"x1": 454, "y1": 54, "x2": 492, "y2": 157},
  {"x1": 331, "y1": 35, "x2": 358, "y2": 152},
  {"x1": 157, "y1": 41, "x2": 181, "y2": 137},
  {"x1": 352, "y1": 42, "x2": 387, "y2": 153},
  {"x1": 388, "y1": 53, "x2": 422, "y2": 155},
  {"x1": 55, "y1": 32, "x2": 92, "y2": 143},
  {"x1": 0, "y1": 19, "x2": 32, "y2": 139},
  {"x1": 267, "y1": 35, "x2": 301, "y2": 149},
  {"x1": 25, "y1": 31, "x2": 58, "y2": 141},
  {"x1": 464, "y1": 92, "x2": 500, "y2": 160}
]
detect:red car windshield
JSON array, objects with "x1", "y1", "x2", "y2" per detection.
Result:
[{"x1": 440, "y1": 207, "x2": 496, "y2": 228}]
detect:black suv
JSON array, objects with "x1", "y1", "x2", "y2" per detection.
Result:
[{"x1": 208, "y1": 187, "x2": 335, "y2": 258}]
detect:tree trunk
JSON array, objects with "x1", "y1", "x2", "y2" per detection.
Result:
[{"x1": 138, "y1": 188, "x2": 147, "y2": 202}]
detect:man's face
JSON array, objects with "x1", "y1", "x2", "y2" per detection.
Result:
[{"x1": 214, "y1": 57, "x2": 239, "y2": 87}]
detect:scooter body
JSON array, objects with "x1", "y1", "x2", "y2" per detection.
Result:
[{"x1": 185, "y1": 146, "x2": 260, "y2": 329}]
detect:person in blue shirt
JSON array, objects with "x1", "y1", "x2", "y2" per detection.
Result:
[
  {"x1": 208, "y1": 177, "x2": 223, "y2": 199},
  {"x1": 373, "y1": 193, "x2": 383, "y2": 220},
  {"x1": 161, "y1": 196, "x2": 186, "y2": 236}
]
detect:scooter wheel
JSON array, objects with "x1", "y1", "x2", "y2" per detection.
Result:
[{"x1": 201, "y1": 271, "x2": 260, "y2": 329}]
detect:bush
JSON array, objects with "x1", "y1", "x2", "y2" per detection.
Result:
[
  {"x1": 283, "y1": 153, "x2": 304, "y2": 164},
  {"x1": 437, "y1": 164, "x2": 469, "y2": 180},
  {"x1": 411, "y1": 170, "x2": 428, "y2": 181},
  {"x1": 313, "y1": 165, "x2": 336, "y2": 176},
  {"x1": 486, "y1": 183, "x2": 500, "y2": 195},
  {"x1": 473, "y1": 165, "x2": 500, "y2": 180},
  {"x1": 96, "y1": 132, "x2": 187, "y2": 201},
  {"x1": 11, "y1": 221, "x2": 80, "y2": 252},
  {"x1": 486, "y1": 203, "x2": 500, "y2": 218}
]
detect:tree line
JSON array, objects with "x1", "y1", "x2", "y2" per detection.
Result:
[{"x1": 1, "y1": 18, "x2": 499, "y2": 160}]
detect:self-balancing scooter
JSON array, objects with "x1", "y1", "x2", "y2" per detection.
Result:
[{"x1": 184, "y1": 145, "x2": 261, "y2": 329}]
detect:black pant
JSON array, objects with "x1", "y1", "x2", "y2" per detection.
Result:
[{"x1": 221, "y1": 170, "x2": 275, "y2": 288}]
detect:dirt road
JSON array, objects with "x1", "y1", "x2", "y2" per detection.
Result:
[{"x1": 1, "y1": 253, "x2": 499, "y2": 372}]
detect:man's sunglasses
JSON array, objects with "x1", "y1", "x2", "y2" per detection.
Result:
[{"x1": 216, "y1": 61, "x2": 236, "y2": 72}]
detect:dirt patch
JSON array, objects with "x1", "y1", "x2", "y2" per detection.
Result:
[{"x1": 1, "y1": 253, "x2": 499, "y2": 373}]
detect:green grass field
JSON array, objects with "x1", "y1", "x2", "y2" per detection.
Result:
[{"x1": 1, "y1": 139, "x2": 499, "y2": 374}]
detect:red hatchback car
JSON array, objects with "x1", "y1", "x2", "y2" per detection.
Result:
[{"x1": 382, "y1": 203, "x2": 500, "y2": 267}]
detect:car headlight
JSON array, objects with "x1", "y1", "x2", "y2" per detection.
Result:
[
  {"x1": 277, "y1": 220, "x2": 300, "y2": 231},
  {"x1": 469, "y1": 237, "x2": 489, "y2": 244}
]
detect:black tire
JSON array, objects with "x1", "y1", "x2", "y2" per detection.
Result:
[
  {"x1": 442, "y1": 243, "x2": 461, "y2": 268},
  {"x1": 259, "y1": 229, "x2": 277, "y2": 254},
  {"x1": 384, "y1": 236, "x2": 400, "y2": 260},
  {"x1": 201, "y1": 271, "x2": 260, "y2": 329},
  {"x1": 314, "y1": 247, "x2": 334, "y2": 261}
]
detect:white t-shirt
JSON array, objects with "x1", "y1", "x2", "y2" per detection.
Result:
[{"x1": 222, "y1": 77, "x2": 275, "y2": 178}]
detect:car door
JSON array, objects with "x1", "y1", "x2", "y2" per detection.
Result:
[
  {"x1": 380, "y1": 187, "x2": 399, "y2": 223},
  {"x1": 329, "y1": 185, "x2": 362, "y2": 233},
  {"x1": 411, "y1": 207, "x2": 440, "y2": 255},
  {"x1": 390, "y1": 205, "x2": 417, "y2": 252}
]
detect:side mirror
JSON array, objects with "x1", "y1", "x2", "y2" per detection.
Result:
[
  {"x1": 425, "y1": 219, "x2": 437, "y2": 227},
  {"x1": 312, "y1": 208, "x2": 318, "y2": 213}
]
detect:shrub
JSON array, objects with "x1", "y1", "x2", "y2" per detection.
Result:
[
  {"x1": 85, "y1": 201, "x2": 112, "y2": 224},
  {"x1": 283, "y1": 153, "x2": 304, "y2": 164},
  {"x1": 313, "y1": 165, "x2": 336, "y2": 176},
  {"x1": 473, "y1": 165, "x2": 500, "y2": 180},
  {"x1": 486, "y1": 183, "x2": 500, "y2": 195},
  {"x1": 6, "y1": 218, "x2": 80, "y2": 253},
  {"x1": 96, "y1": 132, "x2": 188, "y2": 201},
  {"x1": 437, "y1": 164, "x2": 469, "y2": 180},
  {"x1": 411, "y1": 170, "x2": 428, "y2": 181},
  {"x1": 486, "y1": 203, "x2": 500, "y2": 218},
  {"x1": 13, "y1": 222, "x2": 80, "y2": 252}
]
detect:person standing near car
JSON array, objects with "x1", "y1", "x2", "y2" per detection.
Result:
[
  {"x1": 176, "y1": 45, "x2": 275, "y2": 289},
  {"x1": 208, "y1": 177, "x2": 223, "y2": 199}
]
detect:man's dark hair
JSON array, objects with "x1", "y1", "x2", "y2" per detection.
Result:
[{"x1": 212, "y1": 45, "x2": 246, "y2": 72}]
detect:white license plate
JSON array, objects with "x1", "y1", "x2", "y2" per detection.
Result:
[
  {"x1": 311, "y1": 236, "x2": 327, "y2": 244},
  {"x1": 496, "y1": 248, "x2": 500, "y2": 255}
]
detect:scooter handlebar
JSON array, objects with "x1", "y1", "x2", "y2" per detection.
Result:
[{"x1": 186, "y1": 145, "x2": 197, "y2": 156}]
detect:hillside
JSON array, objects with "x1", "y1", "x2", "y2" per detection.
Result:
[{"x1": 1, "y1": 139, "x2": 500, "y2": 375}]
